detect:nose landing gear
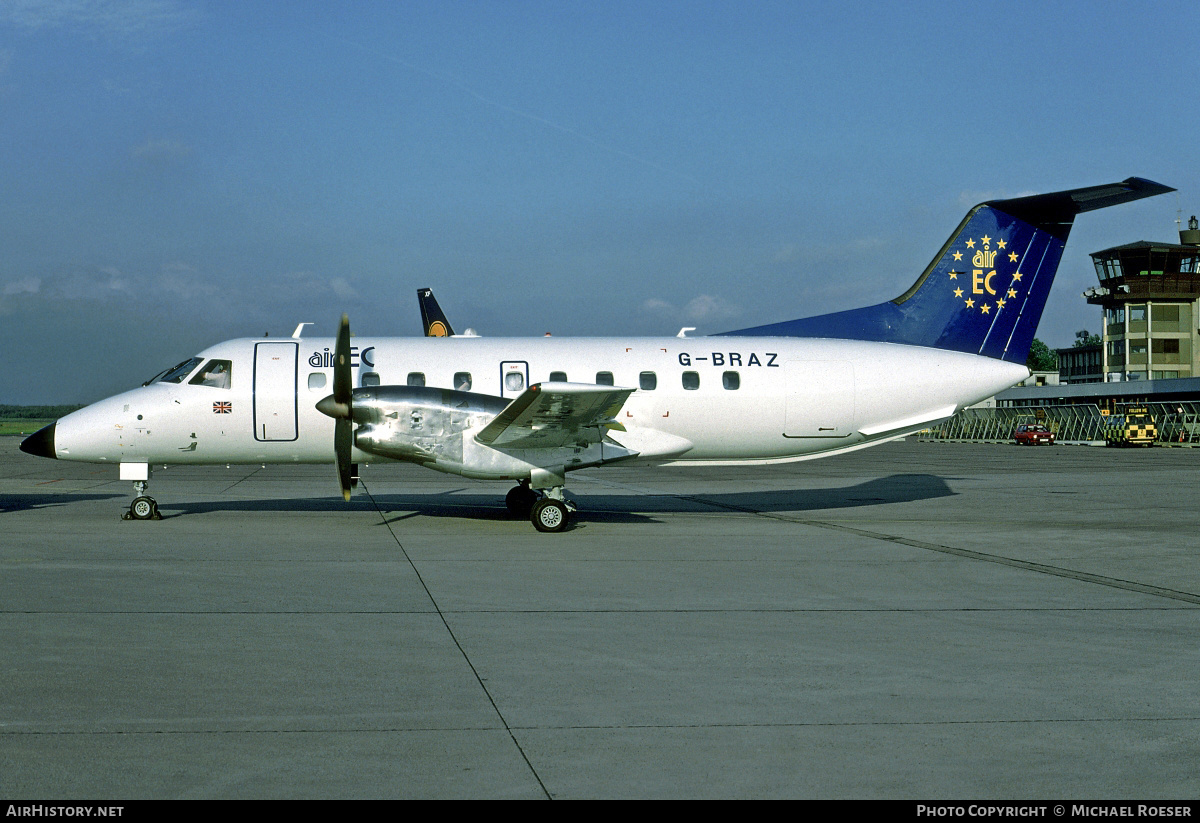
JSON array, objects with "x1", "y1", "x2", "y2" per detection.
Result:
[{"x1": 122, "y1": 479, "x2": 161, "y2": 521}]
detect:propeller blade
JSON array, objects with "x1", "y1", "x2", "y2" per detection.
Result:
[
  {"x1": 334, "y1": 313, "x2": 352, "y2": 406},
  {"x1": 331, "y1": 314, "x2": 354, "y2": 501},
  {"x1": 335, "y1": 417, "x2": 352, "y2": 502}
]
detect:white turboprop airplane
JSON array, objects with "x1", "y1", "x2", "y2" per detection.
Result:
[{"x1": 21, "y1": 178, "x2": 1172, "y2": 531}]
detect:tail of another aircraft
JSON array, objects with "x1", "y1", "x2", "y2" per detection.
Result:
[
  {"x1": 722, "y1": 177, "x2": 1173, "y2": 363},
  {"x1": 418, "y1": 287, "x2": 455, "y2": 337}
]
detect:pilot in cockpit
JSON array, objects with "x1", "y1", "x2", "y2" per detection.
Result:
[{"x1": 195, "y1": 361, "x2": 231, "y2": 389}]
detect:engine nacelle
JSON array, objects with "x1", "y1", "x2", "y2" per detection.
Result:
[
  {"x1": 349, "y1": 384, "x2": 643, "y2": 481},
  {"x1": 350, "y1": 386, "x2": 508, "y2": 470}
]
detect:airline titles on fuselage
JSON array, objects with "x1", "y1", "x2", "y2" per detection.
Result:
[
  {"x1": 309, "y1": 347, "x2": 375, "y2": 369},
  {"x1": 306, "y1": 346, "x2": 780, "y2": 372}
]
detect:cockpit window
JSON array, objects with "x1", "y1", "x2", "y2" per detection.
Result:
[
  {"x1": 189, "y1": 359, "x2": 232, "y2": 389},
  {"x1": 157, "y1": 356, "x2": 204, "y2": 384}
]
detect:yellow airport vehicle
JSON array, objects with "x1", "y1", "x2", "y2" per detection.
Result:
[{"x1": 1104, "y1": 406, "x2": 1157, "y2": 447}]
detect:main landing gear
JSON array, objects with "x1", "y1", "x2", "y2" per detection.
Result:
[
  {"x1": 531, "y1": 497, "x2": 573, "y2": 532},
  {"x1": 123, "y1": 480, "x2": 161, "y2": 521},
  {"x1": 506, "y1": 479, "x2": 577, "y2": 533}
]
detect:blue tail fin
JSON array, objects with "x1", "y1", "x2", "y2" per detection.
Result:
[{"x1": 721, "y1": 178, "x2": 1173, "y2": 363}]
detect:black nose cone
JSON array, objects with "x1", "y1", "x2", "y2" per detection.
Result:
[{"x1": 20, "y1": 422, "x2": 57, "y2": 459}]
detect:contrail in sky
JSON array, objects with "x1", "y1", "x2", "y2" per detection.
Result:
[{"x1": 316, "y1": 29, "x2": 702, "y2": 187}]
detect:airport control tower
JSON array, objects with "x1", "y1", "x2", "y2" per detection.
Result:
[{"x1": 1084, "y1": 216, "x2": 1200, "y2": 382}]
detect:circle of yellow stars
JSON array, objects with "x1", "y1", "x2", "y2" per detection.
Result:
[{"x1": 947, "y1": 235, "x2": 1023, "y2": 315}]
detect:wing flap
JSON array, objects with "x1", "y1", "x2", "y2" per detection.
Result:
[{"x1": 475, "y1": 382, "x2": 634, "y2": 449}]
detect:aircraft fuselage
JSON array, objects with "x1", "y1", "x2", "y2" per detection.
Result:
[{"x1": 47, "y1": 334, "x2": 1026, "y2": 472}]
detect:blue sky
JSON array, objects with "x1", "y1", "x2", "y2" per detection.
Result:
[{"x1": 2, "y1": 0, "x2": 1197, "y2": 403}]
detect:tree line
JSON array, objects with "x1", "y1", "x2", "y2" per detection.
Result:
[
  {"x1": 1026, "y1": 330, "x2": 1100, "y2": 371},
  {"x1": 0, "y1": 404, "x2": 85, "y2": 420}
]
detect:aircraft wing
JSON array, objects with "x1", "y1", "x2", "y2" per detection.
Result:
[{"x1": 474, "y1": 382, "x2": 634, "y2": 449}]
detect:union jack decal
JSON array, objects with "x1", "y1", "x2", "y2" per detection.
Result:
[{"x1": 213, "y1": 401, "x2": 232, "y2": 414}]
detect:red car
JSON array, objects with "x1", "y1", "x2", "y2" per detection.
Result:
[{"x1": 1013, "y1": 423, "x2": 1055, "y2": 445}]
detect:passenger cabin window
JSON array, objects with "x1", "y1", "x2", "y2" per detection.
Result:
[
  {"x1": 505, "y1": 372, "x2": 525, "y2": 392},
  {"x1": 159, "y1": 356, "x2": 204, "y2": 384},
  {"x1": 682, "y1": 371, "x2": 700, "y2": 390},
  {"x1": 722, "y1": 371, "x2": 740, "y2": 390},
  {"x1": 549, "y1": 371, "x2": 568, "y2": 382},
  {"x1": 596, "y1": 371, "x2": 614, "y2": 386},
  {"x1": 189, "y1": 359, "x2": 232, "y2": 389},
  {"x1": 407, "y1": 372, "x2": 425, "y2": 387},
  {"x1": 454, "y1": 372, "x2": 472, "y2": 391},
  {"x1": 639, "y1": 372, "x2": 656, "y2": 390},
  {"x1": 308, "y1": 373, "x2": 327, "y2": 390},
  {"x1": 361, "y1": 372, "x2": 381, "y2": 387}
]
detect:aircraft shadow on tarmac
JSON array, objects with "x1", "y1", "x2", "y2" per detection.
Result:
[
  {"x1": 138, "y1": 473, "x2": 955, "y2": 524},
  {"x1": 0, "y1": 493, "x2": 126, "y2": 514}
]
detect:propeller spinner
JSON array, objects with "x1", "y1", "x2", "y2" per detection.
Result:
[{"x1": 315, "y1": 313, "x2": 355, "y2": 501}]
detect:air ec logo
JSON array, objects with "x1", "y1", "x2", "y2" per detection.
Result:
[
  {"x1": 308, "y1": 346, "x2": 375, "y2": 368},
  {"x1": 947, "y1": 235, "x2": 1024, "y2": 316}
]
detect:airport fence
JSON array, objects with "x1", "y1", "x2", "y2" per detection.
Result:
[{"x1": 915, "y1": 402, "x2": 1200, "y2": 445}]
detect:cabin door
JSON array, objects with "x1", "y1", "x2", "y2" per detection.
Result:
[{"x1": 253, "y1": 342, "x2": 298, "y2": 441}]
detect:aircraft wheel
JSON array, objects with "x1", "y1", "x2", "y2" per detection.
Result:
[
  {"x1": 506, "y1": 485, "x2": 537, "y2": 516},
  {"x1": 531, "y1": 499, "x2": 569, "y2": 533},
  {"x1": 130, "y1": 496, "x2": 158, "y2": 520}
]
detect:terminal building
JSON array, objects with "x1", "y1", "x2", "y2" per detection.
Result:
[{"x1": 1056, "y1": 339, "x2": 1102, "y2": 384}]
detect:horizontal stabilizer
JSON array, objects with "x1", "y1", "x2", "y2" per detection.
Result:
[
  {"x1": 986, "y1": 177, "x2": 1175, "y2": 239},
  {"x1": 721, "y1": 178, "x2": 1174, "y2": 364}
]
